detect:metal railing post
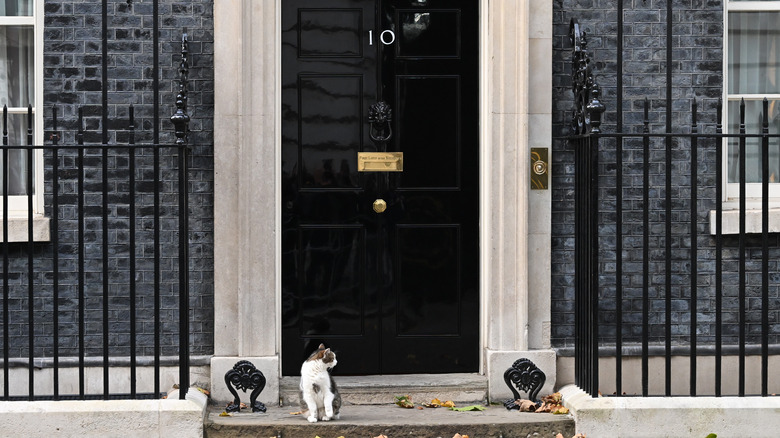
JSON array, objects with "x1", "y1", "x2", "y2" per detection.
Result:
[{"x1": 171, "y1": 31, "x2": 191, "y2": 400}]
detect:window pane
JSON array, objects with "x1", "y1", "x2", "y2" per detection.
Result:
[
  {"x1": 727, "y1": 99, "x2": 780, "y2": 183},
  {"x1": 728, "y1": 12, "x2": 780, "y2": 95},
  {"x1": 0, "y1": 26, "x2": 34, "y2": 107},
  {"x1": 0, "y1": 113, "x2": 31, "y2": 196},
  {"x1": 0, "y1": 1, "x2": 33, "y2": 16}
]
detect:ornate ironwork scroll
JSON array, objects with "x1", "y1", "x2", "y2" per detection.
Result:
[
  {"x1": 569, "y1": 18, "x2": 605, "y2": 135},
  {"x1": 225, "y1": 360, "x2": 267, "y2": 413},
  {"x1": 170, "y1": 32, "x2": 190, "y2": 146},
  {"x1": 368, "y1": 101, "x2": 393, "y2": 143},
  {"x1": 503, "y1": 358, "x2": 546, "y2": 409}
]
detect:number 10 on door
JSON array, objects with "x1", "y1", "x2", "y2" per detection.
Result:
[{"x1": 369, "y1": 30, "x2": 396, "y2": 45}]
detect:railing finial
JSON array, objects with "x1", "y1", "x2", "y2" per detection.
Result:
[
  {"x1": 570, "y1": 18, "x2": 605, "y2": 135},
  {"x1": 171, "y1": 30, "x2": 190, "y2": 146}
]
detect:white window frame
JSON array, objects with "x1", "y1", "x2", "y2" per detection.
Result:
[
  {"x1": 0, "y1": 1, "x2": 44, "y2": 212},
  {"x1": 0, "y1": 0, "x2": 47, "y2": 241},
  {"x1": 723, "y1": 1, "x2": 780, "y2": 202}
]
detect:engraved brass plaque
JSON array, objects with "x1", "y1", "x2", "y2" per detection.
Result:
[
  {"x1": 531, "y1": 147, "x2": 548, "y2": 190},
  {"x1": 357, "y1": 152, "x2": 403, "y2": 172}
]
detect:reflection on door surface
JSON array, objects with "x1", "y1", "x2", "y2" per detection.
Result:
[{"x1": 281, "y1": 0, "x2": 479, "y2": 375}]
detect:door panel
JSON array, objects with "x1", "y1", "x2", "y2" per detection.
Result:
[
  {"x1": 299, "y1": 75, "x2": 364, "y2": 188},
  {"x1": 396, "y1": 9, "x2": 461, "y2": 58},
  {"x1": 282, "y1": 0, "x2": 478, "y2": 376},
  {"x1": 299, "y1": 226, "x2": 366, "y2": 338},
  {"x1": 396, "y1": 225, "x2": 460, "y2": 336},
  {"x1": 298, "y1": 9, "x2": 365, "y2": 58},
  {"x1": 395, "y1": 75, "x2": 460, "y2": 188}
]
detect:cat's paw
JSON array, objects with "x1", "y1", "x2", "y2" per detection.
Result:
[
  {"x1": 321, "y1": 415, "x2": 331, "y2": 421},
  {"x1": 307, "y1": 416, "x2": 318, "y2": 423}
]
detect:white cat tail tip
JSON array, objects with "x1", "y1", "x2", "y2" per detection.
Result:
[{"x1": 307, "y1": 416, "x2": 318, "y2": 423}]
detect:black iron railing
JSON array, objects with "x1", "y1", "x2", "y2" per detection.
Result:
[
  {"x1": 0, "y1": 34, "x2": 191, "y2": 401},
  {"x1": 570, "y1": 19, "x2": 780, "y2": 397}
]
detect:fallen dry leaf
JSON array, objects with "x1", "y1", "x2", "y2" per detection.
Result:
[
  {"x1": 551, "y1": 405, "x2": 570, "y2": 415},
  {"x1": 555, "y1": 434, "x2": 565, "y2": 438},
  {"x1": 395, "y1": 395, "x2": 414, "y2": 408},
  {"x1": 373, "y1": 435, "x2": 389, "y2": 438},
  {"x1": 424, "y1": 398, "x2": 456, "y2": 408},
  {"x1": 573, "y1": 434, "x2": 586, "y2": 438},
  {"x1": 513, "y1": 399, "x2": 537, "y2": 412},
  {"x1": 218, "y1": 411, "x2": 231, "y2": 417},
  {"x1": 423, "y1": 398, "x2": 441, "y2": 408},
  {"x1": 289, "y1": 411, "x2": 302, "y2": 415},
  {"x1": 452, "y1": 435, "x2": 470, "y2": 438},
  {"x1": 449, "y1": 405, "x2": 485, "y2": 411}
]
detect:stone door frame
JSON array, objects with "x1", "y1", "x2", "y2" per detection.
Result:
[{"x1": 210, "y1": 0, "x2": 555, "y2": 403}]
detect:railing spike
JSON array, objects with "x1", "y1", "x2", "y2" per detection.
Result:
[
  {"x1": 763, "y1": 98, "x2": 769, "y2": 129},
  {"x1": 52, "y1": 106, "x2": 60, "y2": 145},
  {"x1": 77, "y1": 107, "x2": 84, "y2": 145},
  {"x1": 2, "y1": 105, "x2": 7, "y2": 143}
]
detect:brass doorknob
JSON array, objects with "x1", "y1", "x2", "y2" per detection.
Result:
[{"x1": 373, "y1": 199, "x2": 387, "y2": 213}]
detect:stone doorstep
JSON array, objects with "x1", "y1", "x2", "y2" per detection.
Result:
[
  {"x1": 279, "y1": 374, "x2": 489, "y2": 407},
  {"x1": 204, "y1": 404, "x2": 576, "y2": 438}
]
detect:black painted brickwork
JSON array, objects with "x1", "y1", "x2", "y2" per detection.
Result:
[
  {"x1": 553, "y1": 1, "x2": 780, "y2": 350},
  {"x1": 0, "y1": 1, "x2": 214, "y2": 358}
]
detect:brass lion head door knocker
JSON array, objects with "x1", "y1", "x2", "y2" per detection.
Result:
[{"x1": 368, "y1": 101, "x2": 393, "y2": 144}]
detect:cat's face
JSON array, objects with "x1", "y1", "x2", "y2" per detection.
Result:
[{"x1": 307, "y1": 343, "x2": 338, "y2": 370}]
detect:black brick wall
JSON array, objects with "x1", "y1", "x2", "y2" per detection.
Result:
[
  {"x1": 1, "y1": 0, "x2": 214, "y2": 358},
  {"x1": 553, "y1": 1, "x2": 779, "y2": 350}
]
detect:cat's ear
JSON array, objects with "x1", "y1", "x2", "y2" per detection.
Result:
[{"x1": 318, "y1": 343, "x2": 326, "y2": 350}]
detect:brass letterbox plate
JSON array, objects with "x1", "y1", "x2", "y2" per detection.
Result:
[{"x1": 357, "y1": 152, "x2": 404, "y2": 172}]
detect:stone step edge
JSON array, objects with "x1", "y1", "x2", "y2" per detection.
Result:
[
  {"x1": 279, "y1": 374, "x2": 489, "y2": 406},
  {"x1": 280, "y1": 374, "x2": 488, "y2": 391}
]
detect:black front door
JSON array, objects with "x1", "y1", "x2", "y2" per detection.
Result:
[{"x1": 281, "y1": 0, "x2": 479, "y2": 375}]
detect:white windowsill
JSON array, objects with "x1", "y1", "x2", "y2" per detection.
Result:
[
  {"x1": 0, "y1": 215, "x2": 51, "y2": 243},
  {"x1": 709, "y1": 200, "x2": 780, "y2": 235}
]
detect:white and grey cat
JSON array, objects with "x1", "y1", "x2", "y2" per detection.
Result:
[{"x1": 299, "y1": 343, "x2": 342, "y2": 423}]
